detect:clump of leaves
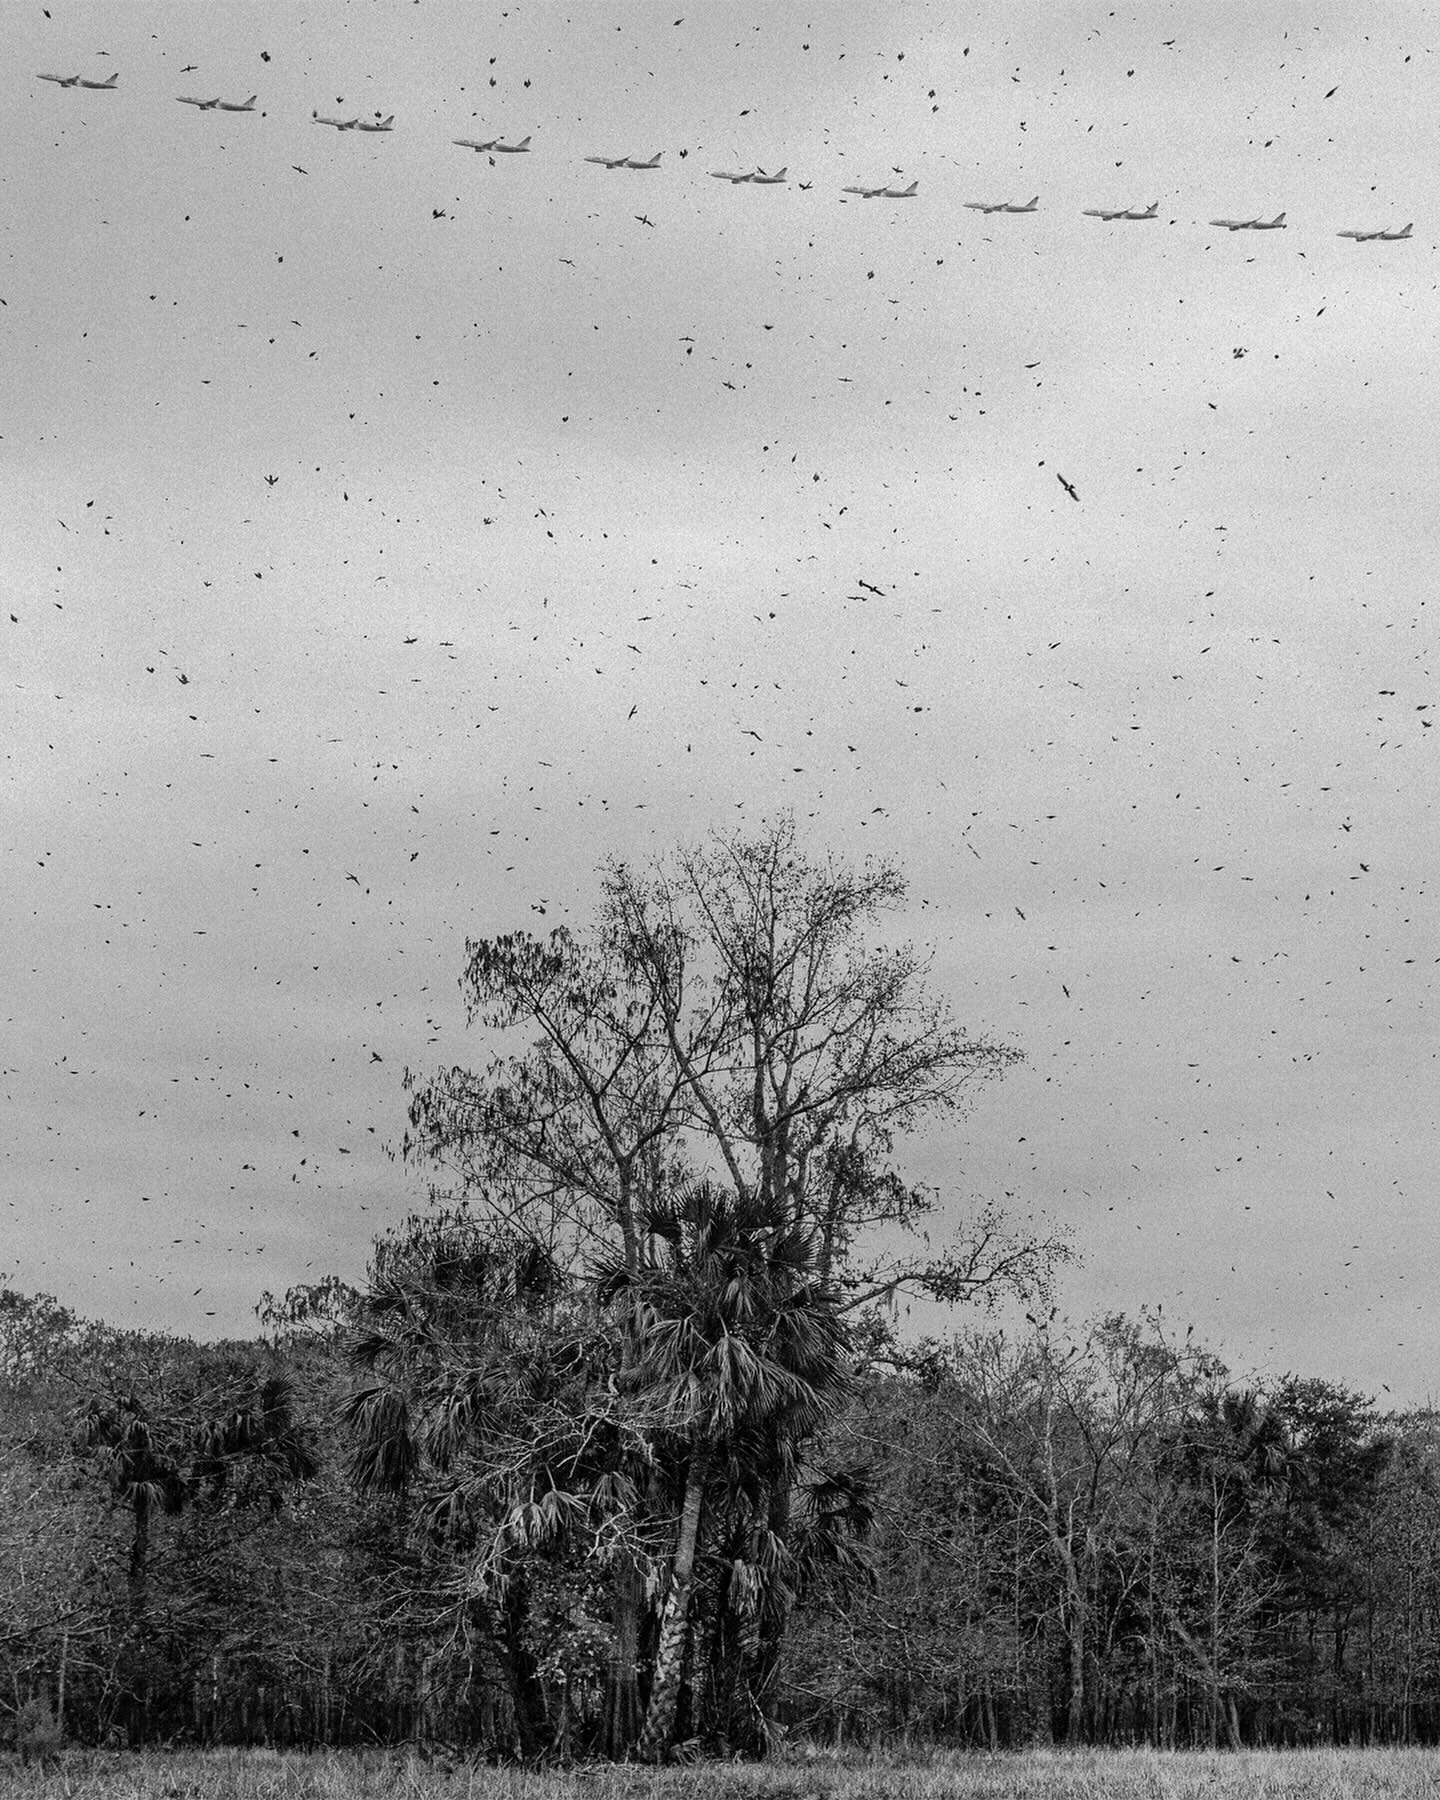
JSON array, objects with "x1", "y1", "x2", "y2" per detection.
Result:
[{"x1": 13, "y1": 1695, "x2": 63, "y2": 1765}]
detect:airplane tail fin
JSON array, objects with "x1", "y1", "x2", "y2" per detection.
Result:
[
  {"x1": 1400, "y1": 223, "x2": 1413, "y2": 236},
  {"x1": 516, "y1": 135, "x2": 531, "y2": 149},
  {"x1": 100, "y1": 72, "x2": 118, "y2": 86}
]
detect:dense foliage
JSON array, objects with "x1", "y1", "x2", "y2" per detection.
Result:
[
  {"x1": 4, "y1": 825, "x2": 1431, "y2": 1759},
  {"x1": 3, "y1": 1288, "x2": 1437, "y2": 1756}
]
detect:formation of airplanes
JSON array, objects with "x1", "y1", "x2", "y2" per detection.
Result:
[
  {"x1": 1210, "y1": 212, "x2": 1287, "y2": 230},
  {"x1": 24, "y1": 79, "x2": 1426, "y2": 246},
  {"x1": 1082, "y1": 202, "x2": 1158, "y2": 221}
]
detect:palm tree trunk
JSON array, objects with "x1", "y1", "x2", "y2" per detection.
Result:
[
  {"x1": 637, "y1": 1442, "x2": 710, "y2": 1762},
  {"x1": 602, "y1": 1556, "x2": 644, "y2": 1757}
]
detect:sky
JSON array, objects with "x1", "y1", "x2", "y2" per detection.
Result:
[{"x1": 5, "y1": 0, "x2": 1437, "y2": 1404}]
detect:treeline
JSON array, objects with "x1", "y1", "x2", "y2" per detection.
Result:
[
  {"x1": 3, "y1": 1284, "x2": 1439, "y2": 1755},
  {"x1": 5, "y1": 820, "x2": 1434, "y2": 1760}
]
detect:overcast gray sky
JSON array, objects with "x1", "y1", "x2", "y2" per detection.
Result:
[{"x1": 5, "y1": 0, "x2": 1437, "y2": 1402}]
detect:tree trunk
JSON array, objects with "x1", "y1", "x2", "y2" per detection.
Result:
[
  {"x1": 501, "y1": 1572, "x2": 548, "y2": 1756},
  {"x1": 637, "y1": 1442, "x2": 710, "y2": 1762},
  {"x1": 129, "y1": 1487, "x2": 151, "y2": 1619},
  {"x1": 743, "y1": 1468, "x2": 793, "y2": 1753},
  {"x1": 1065, "y1": 1595, "x2": 1086, "y2": 1744},
  {"x1": 602, "y1": 1555, "x2": 645, "y2": 1757}
]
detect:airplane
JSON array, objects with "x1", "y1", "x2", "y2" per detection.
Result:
[
  {"x1": 75, "y1": 72, "x2": 118, "y2": 89},
  {"x1": 751, "y1": 167, "x2": 788, "y2": 184},
  {"x1": 216, "y1": 95, "x2": 258, "y2": 112},
  {"x1": 1083, "y1": 202, "x2": 1155, "y2": 220},
  {"x1": 491, "y1": 135, "x2": 531, "y2": 152},
  {"x1": 623, "y1": 152, "x2": 660, "y2": 168},
  {"x1": 878, "y1": 179, "x2": 918, "y2": 197},
  {"x1": 177, "y1": 94, "x2": 221, "y2": 109},
  {"x1": 354, "y1": 115, "x2": 394, "y2": 132},
  {"x1": 1338, "y1": 222, "x2": 1411, "y2": 241},
  {"x1": 314, "y1": 113, "x2": 358, "y2": 129},
  {"x1": 710, "y1": 169, "x2": 754, "y2": 183},
  {"x1": 1001, "y1": 196, "x2": 1039, "y2": 212},
  {"x1": 38, "y1": 72, "x2": 82, "y2": 86},
  {"x1": 455, "y1": 136, "x2": 498, "y2": 152}
]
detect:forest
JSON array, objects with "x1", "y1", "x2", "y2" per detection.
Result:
[{"x1": 6, "y1": 823, "x2": 1436, "y2": 1763}]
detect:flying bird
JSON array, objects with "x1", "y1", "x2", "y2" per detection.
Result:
[{"x1": 1056, "y1": 472, "x2": 1080, "y2": 502}]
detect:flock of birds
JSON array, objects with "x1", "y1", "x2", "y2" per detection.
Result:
[
  {"x1": 18, "y1": 23, "x2": 1436, "y2": 1397},
  {"x1": 32, "y1": 71, "x2": 1418, "y2": 240}
]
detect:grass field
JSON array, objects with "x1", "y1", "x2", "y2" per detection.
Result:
[{"x1": 4, "y1": 1747, "x2": 1440, "y2": 1800}]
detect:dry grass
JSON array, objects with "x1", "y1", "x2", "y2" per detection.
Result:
[{"x1": 4, "y1": 1746, "x2": 1440, "y2": 1800}]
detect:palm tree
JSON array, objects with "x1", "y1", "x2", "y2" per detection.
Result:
[
  {"x1": 595, "y1": 1179, "x2": 853, "y2": 1762},
  {"x1": 343, "y1": 1212, "x2": 606, "y2": 1757},
  {"x1": 76, "y1": 1391, "x2": 187, "y2": 1619}
]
